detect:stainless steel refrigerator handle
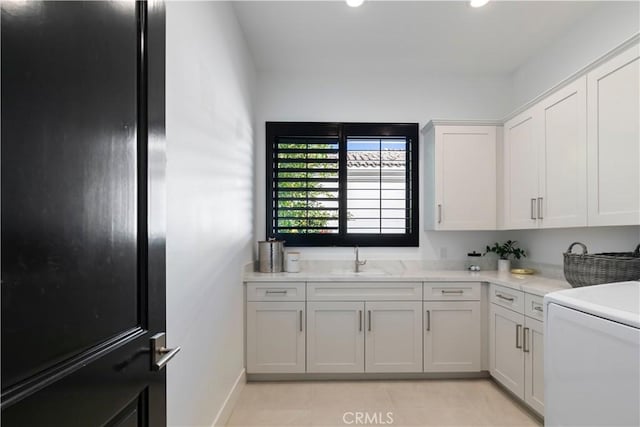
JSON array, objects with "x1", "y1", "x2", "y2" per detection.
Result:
[
  {"x1": 150, "y1": 333, "x2": 181, "y2": 371},
  {"x1": 538, "y1": 197, "x2": 543, "y2": 219},
  {"x1": 516, "y1": 324, "x2": 523, "y2": 349},
  {"x1": 523, "y1": 327, "x2": 530, "y2": 353},
  {"x1": 426, "y1": 310, "x2": 431, "y2": 331}
]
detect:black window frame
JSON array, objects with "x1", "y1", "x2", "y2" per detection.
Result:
[{"x1": 266, "y1": 121, "x2": 419, "y2": 247}]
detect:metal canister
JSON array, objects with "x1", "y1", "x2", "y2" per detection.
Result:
[{"x1": 258, "y1": 239, "x2": 285, "y2": 273}]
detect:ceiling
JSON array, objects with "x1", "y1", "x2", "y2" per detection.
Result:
[{"x1": 232, "y1": 1, "x2": 601, "y2": 74}]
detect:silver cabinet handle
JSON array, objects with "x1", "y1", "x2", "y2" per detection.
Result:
[
  {"x1": 533, "y1": 305, "x2": 543, "y2": 312},
  {"x1": 538, "y1": 197, "x2": 543, "y2": 219},
  {"x1": 426, "y1": 310, "x2": 431, "y2": 331},
  {"x1": 515, "y1": 324, "x2": 523, "y2": 349},
  {"x1": 150, "y1": 333, "x2": 181, "y2": 371},
  {"x1": 359, "y1": 310, "x2": 362, "y2": 332},
  {"x1": 299, "y1": 310, "x2": 303, "y2": 332},
  {"x1": 266, "y1": 290, "x2": 287, "y2": 295},
  {"x1": 438, "y1": 204, "x2": 442, "y2": 224},
  {"x1": 531, "y1": 198, "x2": 537, "y2": 220},
  {"x1": 523, "y1": 327, "x2": 530, "y2": 353},
  {"x1": 496, "y1": 293, "x2": 515, "y2": 302},
  {"x1": 368, "y1": 310, "x2": 372, "y2": 332},
  {"x1": 441, "y1": 289, "x2": 464, "y2": 295}
]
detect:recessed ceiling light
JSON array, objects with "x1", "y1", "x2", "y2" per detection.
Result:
[
  {"x1": 346, "y1": 0, "x2": 365, "y2": 7},
  {"x1": 470, "y1": 0, "x2": 490, "y2": 8}
]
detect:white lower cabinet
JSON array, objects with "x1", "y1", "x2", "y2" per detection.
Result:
[
  {"x1": 424, "y1": 301, "x2": 481, "y2": 372},
  {"x1": 307, "y1": 301, "x2": 364, "y2": 373},
  {"x1": 246, "y1": 281, "x2": 503, "y2": 380},
  {"x1": 489, "y1": 284, "x2": 545, "y2": 416},
  {"x1": 365, "y1": 301, "x2": 423, "y2": 373},
  {"x1": 489, "y1": 303, "x2": 525, "y2": 396},
  {"x1": 247, "y1": 301, "x2": 305, "y2": 373},
  {"x1": 524, "y1": 316, "x2": 544, "y2": 415},
  {"x1": 306, "y1": 300, "x2": 423, "y2": 373}
]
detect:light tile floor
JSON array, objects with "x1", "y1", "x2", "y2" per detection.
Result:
[{"x1": 226, "y1": 379, "x2": 542, "y2": 427}]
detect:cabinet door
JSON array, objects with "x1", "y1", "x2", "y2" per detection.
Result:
[
  {"x1": 504, "y1": 109, "x2": 539, "y2": 229},
  {"x1": 365, "y1": 301, "x2": 422, "y2": 373},
  {"x1": 524, "y1": 317, "x2": 544, "y2": 416},
  {"x1": 307, "y1": 302, "x2": 364, "y2": 373},
  {"x1": 587, "y1": 43, "x2": 640, "y2": 226},
  {"x1": 435, "y1": 126, "x2": 497, "y2": 230},
  {"x1": 489, "y1": 304, "x2": 525, "y2": 398},
  {"x1": 424, "y1": 301, "x2": 481, "y2": 372},
  {"x1": 538, "y1": 77, "x2": 587, "y2": 228},
  {"x1": 246, "y1": 301, "x2": 305, "y2": 373}
]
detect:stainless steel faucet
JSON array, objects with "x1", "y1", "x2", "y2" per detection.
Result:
[{"x1": 354, "y1": 246, "x2": 367, "y2": 272}]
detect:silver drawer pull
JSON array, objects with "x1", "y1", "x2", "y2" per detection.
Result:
[
  {"x1": 533, "y1": 305, "x2": 543, "y2": 312},
  {"x1": 299, "y1": 310, "x2": 303, "y2": 332},
  {"x1": 441, "y1": 289, "x2": 464, "y2": 295},
  {"x1": 265, "y1": 290, "x2": 288, "y2": 295},
  {"x1": 538, "y1": 197, "x2": 543, "y2": 220},
  {"x1": 496, "y1": 293, "x2": 515, "y2": 302}
]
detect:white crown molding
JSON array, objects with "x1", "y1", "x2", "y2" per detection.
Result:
[{"x1": 422, "y1": 119, "x2": 504, "y2": 134}]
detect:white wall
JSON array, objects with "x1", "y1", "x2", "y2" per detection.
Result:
[
  {"x1": 255, "y1": 70, "x2": 511, "y2": 261},
  {"x1": 166, "y1": 2, "x2": 255, "y2": 426},
  {"x1": 502, "y1": 227, "x2": 640, "y2": 267},
  {"x1": 510, "y1": 1, "x2": 640, "y2": 111}
]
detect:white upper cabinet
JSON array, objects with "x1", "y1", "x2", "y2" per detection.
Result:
[
  {"x1": 537, "y1": 76, "x2": 588, "y2": 228},
  {"x1": 587, "y1": 44, "x2": 640, "y2": 226},
  {"x1": 504, "y1": 109, "x2": 539, "y2": 229},
  {"x1": 504, "y1": 77, "x2": 589, "y2": 230},
  {"x1": 424, "y1": 124, "x2": 497, "y2": 230}
]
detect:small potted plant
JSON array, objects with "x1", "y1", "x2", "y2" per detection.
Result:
[{"x1": 485, "y1": 240, "x2": 526, "y2": 272}]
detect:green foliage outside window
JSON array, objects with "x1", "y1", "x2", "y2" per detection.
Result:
[{"x1": 276, "y1": 143, "x2": 339, "y2": 233}]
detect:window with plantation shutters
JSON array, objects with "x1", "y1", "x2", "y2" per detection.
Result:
[
  {"x1": 266, "y1": 122, "x2": 419, "y2": 246},
  {"x1": 272, "y1": 136, "x2": 340, "y2": 235}
]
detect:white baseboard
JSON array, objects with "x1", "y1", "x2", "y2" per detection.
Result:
[{"x1": 211, "y1": 368, "x2": 246, "y2": 427}]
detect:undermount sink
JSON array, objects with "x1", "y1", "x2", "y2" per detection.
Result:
[{"x1": 329, "y1": 269, "x2": 390, "y2": 276}]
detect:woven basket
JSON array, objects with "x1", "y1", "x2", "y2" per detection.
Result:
[{"x1": 563, "y1": 242, "x2": 640, "y2": 287}]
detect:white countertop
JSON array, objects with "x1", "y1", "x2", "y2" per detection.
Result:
[{"x1": 244, "y1": 265, "x2": 571, "y2": 297}]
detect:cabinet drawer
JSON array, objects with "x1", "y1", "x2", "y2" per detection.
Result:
[
  {"x1": 524, "y1": 293, "x2": 544, "y2": 320},
  {"x1": 423, "y1": 282, "x2": 481, "y2": 301},
  {"x1": 307, "y1": 282, "x2": 422, "y2": 301},
  {"x1": 490, "y1": 284, "x2": 524, "y2": 313},
  {"x1": 246, "y1": 282, "x2": 305, "y2": 301}
]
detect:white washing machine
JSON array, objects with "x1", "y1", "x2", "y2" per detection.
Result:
[{"x1": 544, "y1": 281, "x2": 640, "y2": 426}]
